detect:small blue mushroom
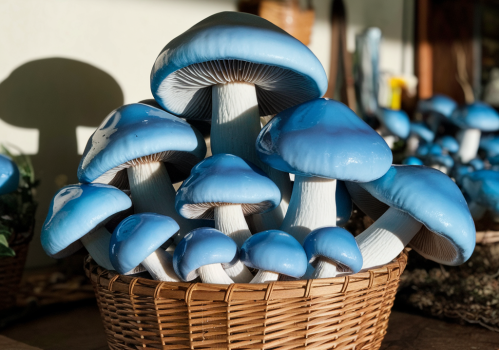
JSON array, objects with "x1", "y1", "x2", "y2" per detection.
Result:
[
  {"x1": 110, "y1": 213, "x2": 180, "y2": 281},
  {"x1": 303, "y1": 227, "x2": 362, "y2": 279},
  {"x1": 436, "y1": 135, "x2": 459, "y2": 154},
  {"x1": 417, "y1": 94, "x2": 457, "y2": 133},
  {"x1": 402, "y1": 156, "x2": 423, "y2": 166},
  {"x1": 462, "y1": 170, "x2": 499, "y2": 221},
  {"x1": 240, "y1": 230, "x2": 307, "y2": 283},
  {"x1": 173, "y1": 228, "x2": 238, "y2": 284},
  {"x1": 0, "y1": 154, "x2": 19, "y2": 196},
  {"x1": 376, "y1": 107, "x2": 410, "y2": 149},
  {"x1": 406, "y1": 122, "x2": 434, "y2": 156}
]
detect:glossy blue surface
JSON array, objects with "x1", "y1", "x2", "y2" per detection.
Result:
[
  {"x1": 377, "y1": 108, "x2": 410, "y2": 139},
  {"x1": 173, "y1": 227, "x2": 238, "y2": 281},
  {"x1": 402, "y1": 156, "x2": 423, "y2": 166},
  {"x1": 256, "y1": 98, "x2": 393, "y2": 181},
  {"x1": 462, "y1": 170, "x2": 499, "y2": 216},
  {"x1": 479, "y1": 136, "x2": 499, "y2": 158},
  {"x1": 303, "y1": 227, "x2": 362, "y2": 274},
  {"x1": 336, "y1": 180, "x2": 352, "y2": 226},
  {"x1": 151, "y1": 11, "x2": 327, "y2": 118},
  {"x1": 359, "y1": 165, "x2": 475, "y2": 265},
  {"x1": 77, "y1": 103, "x2": 206, "y2": 183},
  {"x1": 240, "y1": 230, "x2": 307, "y2": 278},
  {"x1": 469, "y1": 158, "x2": 485, "y2": 171},
  {"x1": 451, "y1": 102, "x2": 499, "y2": 131},
  {"x1": 409, "y1": 122, "x2": 434, "y2": 143},
  {"x1": 417, "y1": 94, "x2": 457, "y2": 118},
  {"x1": 0, "y1": 154, "x2": 19, "y2": 195},
  {"x1": 41, "y1": 184, "x2": 132, "y2": 257},
  {"x1": 176, "y1": 154, "x2": 281, "y2": 218},
  {"x1": 109, "y1": 213, "x2": 179, "y2": 274},
  {"x1": 436, "y1": 136, "x2": 459, "y2": 153}
]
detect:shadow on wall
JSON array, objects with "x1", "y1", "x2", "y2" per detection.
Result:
[{"x1": 0, "y1": 57, "x2": 124, "y2": 268}]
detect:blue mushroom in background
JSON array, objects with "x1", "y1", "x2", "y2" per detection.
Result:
[
  {"x1": 462, "y1": 170, "x2": 499, "y2": 221},
  {"x1": 406, "y1": 122, "x2": 434, "y2": 156},
  {"x1": 402, "y1": 156, "x2": 424, "y2": 166},
  {"x1": 376, "y1": 107, "x2": 411, "y2": 149},
  {"x1": 436, "y1": 135, "x2": 459, "y2": 154},
  {"x1": 0, "y1": 154, "x2": 19, "y2": 196},
  {"x1": 417, "y1": 94, "x2": 457, "y2": 134}
]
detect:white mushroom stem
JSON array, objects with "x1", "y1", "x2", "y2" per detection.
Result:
[
  {"x1": 214, "y1": 204, "x2": 254, "y2": 283},
  {"x1": 198, "y1": 263, "x2": 234, "y2": 284},
  {"x1": 429, "y1": 164, "x2": 450, "y2": 175},
  {"x1": 406, "y1": 135, "x2": 420, "y2": 155},
  {"x1": 312, "y1": 259, "x2": 351, "y2": 279},
  {"x1": 127, "y1": 162, "x2": 198, "y2": 239},
  {"x1": 250, "y1": 270, "x2": 279, "y2": 284},
  {"x1": 457, "y1": 128, "x2": 481, "y2": 163},
  {"x1": 356, "y1": 207, "x2": 423, "y2": 269},
  {"x1": 211, "y1": 82, "x2": 291, "y2": 228},
  {"x1": 141, "y1": 249, "x2": 179, "y2": 282},
  {"x1": 378, "y1": 126, "x2": 397, "y2": 149},
  {"x1": 80, "y1": 226, "x2": 115, "y2": 271},
  {"x1": 281, "y1": 176, "x2": 337, "y2": 244}
]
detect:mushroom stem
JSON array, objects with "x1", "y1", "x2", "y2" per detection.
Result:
[
  {"x1": 141, "y1": 249, "x2": 179, "y2": 282},
  {"x1": 457, "y1": 128, "x2": 481, "y2": 163},
  {"x1": 224, "y1": 261, "x2": 254, "y2": 283},
  {"x1": 281, "y1": 176, "x2": 337, "y2": 244},
  {"x1": 198, "y1": 263, "x2": 235, "y2": 284},
  {"x1": 356, "y1": 207, "x2": 423, "y2": 269},
  {"x1": 312, "y1": 259, "x2": 350, "y2": 279},
  {"x1": 406, "y1": 135, "x2": 420, "y2": 155},
  {"x1": 250, "y1": 270, "x2": 279, "y2": 284},
  {"x1": 127, "y1": 162, "x2": 198, "y2": 241},
  {"x1": 80, "y1": 226, "x2": 115, "y2": 271},
  {"x1": 211, "y1": 82, "x2": 291, "y2": 229}
]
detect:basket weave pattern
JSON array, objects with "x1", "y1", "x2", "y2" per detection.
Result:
[{"x1": 85, "y1": 251, "x2": 407, "y2": 350}]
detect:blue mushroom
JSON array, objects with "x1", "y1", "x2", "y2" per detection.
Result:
[
  {"x1": 346, "y1": 165, "x2": 475, "y2": 268},
  {"x1": 406, "y1": 122, "x2": 434, "y2": 156},
  {"x1": 375, "y1": 108, "x2": 411, "y2": 149},
  {"x1": 303, "y1": 227, "x2": 362, "y2": 279},
  {"x1": 256, "y1": 98, "x2": 392, "y2": 244},
  {"x1": 462, "y1": 170, "x2": 499, "y2": 221},
  {"x1": 41, "y1": 183, "x2": 131, "y2": 271},
  {"x1": 240, "y1": 230, "x2": 307, "y2": 283},
  {"x1": 451, "y1": 102, "x2": 499, "y2": 163},
  {"x1": 0, "y1": 154, "x2": 19, "y2": 196},
  {"x1": 110, "y1": 213, "x2": 180, "y2": 281},
  {"x1": 468, "y1": 158, "x2": 485, "y2": 171},
  {"x1": 78, "y1": 103, "x2": 206, "y2": 238},
  {"x1": 173, "y1": 228, "x2": 238, "y2": 284},
  {"x1": 417, "y1": 94, "x2": 457, "y2": 133},
  {"x1": 402, "y1": 156, "x2": 423, "y2": 166},
  {"x1": 336, "y1": 181, "x2": 352, "y2": 227},
  {"x1": 425, "y1": 152, "x2": 454, "y2": 175},
  {"x1": 479, "y1": 135, "x2": 499, "y2": 159},
  {"x1": 436, "y1": 135, "x2": 459, "y2": 154}
]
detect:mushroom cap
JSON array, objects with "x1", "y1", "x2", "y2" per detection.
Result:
[
  {"x1": 77, "y1": 103, "x2": 206, "y2": 185},
  {"x1": 173, "y1": 227, "x2": 238, "y2": 281},
  {"x1": 256, "y1": 98, "x2": 393, "y2": 181},
  {"x1": 41, "y1": 183, "x2": 132, "y2": 258},
  {"x1": 336, "y1": 180, "x2": 352, "y2": 226},
  {"x1": 409, "y1": 122, "x2": 434, "y2": 143},
  {"x1": 346, "y1": 165, "x2": 475, "y2": 265},
  {"x1": 377, "y1": 108, "x2": 410, "y2": 139},
  {"x1": 151, "y1": 11, "x2": 327, "y2": 120},
  {"x1": 175, "y1": 154, "x2": 280, "y2": 219},
  {"x1": 426, "y1": 153, "x2": 454, "y2": 169},
  {"x1": 402, "y1": 156, "x2": 423, "y2": 166},
  {"x1": 479, "y1": 136, "x2": 499, "y2": 158},
  {"x1": 303, "y1": 227, "x2": 363, "y2": 274},
  {"x1": 462, "y1": 170, "x2": 499, "y2": 216},
  {"x1": 240, "y1": 230, "x2": 307, "y2": 278},
  {"x1": 109, "y1": 213, "x2": 179, "y2": 274},
  {"x1": 436, "y1": 135, "x2": 459, "y2": 153},
  {"x1": 451, "y1": 164, "x2": 474, "y2": 186},
  {"x1": 417, "y1": 94, "x2": 457, "y2": 118},
  {"x1": 451, "y1": 102, "x2": 499, "y2": 131},
  {"x1": 468, "y1": 158, "x2": 485, "y2": 171},
  {"x1": 0, "y1": 154, "x2": 19, "y2": 195}
]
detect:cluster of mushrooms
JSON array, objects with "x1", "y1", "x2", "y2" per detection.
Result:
[{"x1": 41, "y1": 12, "x2": 476, "y2": 285}]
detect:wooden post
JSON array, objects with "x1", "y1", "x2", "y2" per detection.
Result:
[{"x1": 417, "y1": 0, "x2": 432, "y2": 99}]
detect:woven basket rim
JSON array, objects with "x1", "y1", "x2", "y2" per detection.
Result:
[{"x1": 85, "y1": 250, "x2": 408, "y2": 302}]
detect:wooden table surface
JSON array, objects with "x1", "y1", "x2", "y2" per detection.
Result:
[{"x1": 1, "y1": 300, "x2": 498, "y2": 350}]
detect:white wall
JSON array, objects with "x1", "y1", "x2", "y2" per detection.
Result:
[{"x1": 0, "y1": 0, "x2": 411, "y2": 268}]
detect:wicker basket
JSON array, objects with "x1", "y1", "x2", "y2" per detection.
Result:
[
  {"x1": 0, "y1": 228, "x2": 34, "y2": 311},
  {"x1": 85, "y1": 251, "x2": 408, "y2": 350}
]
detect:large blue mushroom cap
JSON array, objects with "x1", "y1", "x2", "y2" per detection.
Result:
[
  {"x1": 173, "y1": 227, "x2": 238, "y2": 281},
  {"x1": 109, "y1": 213, "x2": 179, "y2": 274},
  {"x1": 77, "y1": 103, "x2": 206, "y2": 185},
  {"x1": 240, "y1": 230, "x2": 307, "y2": 278},
  {"x1": 346, "y1": 165, "x2": 476, "y2": 265},
  {"x1": 0, "y1": 154, "x2": 19, "y2": 195},
  {"x1": 151, "y1": 11, "x2": 327, "y2": 120},
  {"x1": 377, "y1": 108, "x2": 410, "y2": 139},
  {"x1": 41, "y1": 183, "x2": 132, "y2": 258},
  {"x1": 303, "y1": 227, "x2": 363, "y2": 274},
  {"x1": 175, "y1": 154, "x2": 281, "y2": 219},
  {"x1": 451, "y1": 102, "x2": 499, "y2": 131},
  {"x1": 256, "y1": 98, "x2": 393, "y2": 181},
  {"x1": 336, "y1": 180, "x2": 352, "y2": 226},
  {"x1": 462, "y1": 170, "x2": 499, "y2": 217},
  {"x1": 436, "y1": 136, "x2": 459, "y2": 153},
  {"x1": 409, "y1": 122, "x2": 434, "y2": 143},
  {"x1": 417, "y1": 94, "x2": 457, "y2": 118}
]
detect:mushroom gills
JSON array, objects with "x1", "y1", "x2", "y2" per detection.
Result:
[{"x1": 141, "y1": 249, "x2": 179, "y2": 282}]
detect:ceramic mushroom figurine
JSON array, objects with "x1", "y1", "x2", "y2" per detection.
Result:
[
  {"x1": 461, "y1": 170, "x2": 499, "y2": 221},
  {"x1": 110, "y1": 213, "x2": 180, "y2": 281},
  {"x1": 375, "y1": 107, "x2": 410, "y2": 149},
  {"x1": 406, "y1": 122, "x2": 434, "y2": 156},
  {"x1": 41, "y1": 183, "x2": 131, "y2": 271},
  {"x1": 77, "y1": 103, "x2": 206, "y2": 239},
  {"x1": 417, "y1": 94, "x2": 457, "y2": 134},
  {"x1": 346, "y1": 165, "x2": 476, "y2": 269},
  {"x1": 256, "y1": 98, "x2": 392, "y2": 244},
  {"x1": 151, "y1": 11, "x2": 328, "y2": 230},
  {"x1": 173, "y1": 227, "x2": 238, "y2": 284},
  {"x1": 239, "y1": 230, "x2": 307, "y2": 283}
]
